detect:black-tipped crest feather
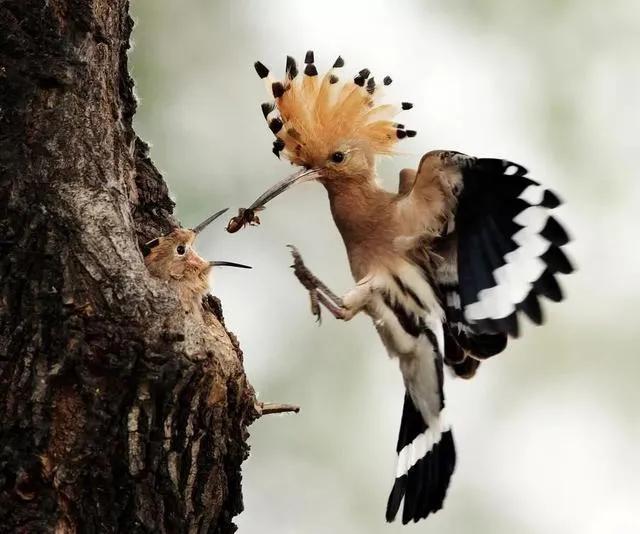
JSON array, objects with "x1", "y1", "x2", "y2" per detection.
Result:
[
  {"x1": 285, "y1": 55, "x2": 298, "y2": 79},
  {"x1": 254, "y1": 61, "x2": 269, "y2": 79}
]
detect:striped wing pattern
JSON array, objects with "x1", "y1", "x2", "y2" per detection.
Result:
[
  {"x1": 384, "y1": 154, "x2": 574, "y2": 523},
  {"x1": 454, "y1": 158, "x2": 573, "y2": 337}
]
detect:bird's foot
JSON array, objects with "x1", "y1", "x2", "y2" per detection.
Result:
[
  {"x1": 309, "y1": 287, "x2": 322, "y2": 323},
  {"x1": 288, "y1": 245, "x2": 347, "y2": 321}
]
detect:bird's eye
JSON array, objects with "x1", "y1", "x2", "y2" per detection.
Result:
[
  {"x1": 176, "y1": 245, "x2": 186, "y2": 255},
  {"x1": 330, "y1": 151, "x2": 345, "y2": 164}
]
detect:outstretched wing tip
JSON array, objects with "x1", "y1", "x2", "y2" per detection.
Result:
[{"x1": 453, "y1": 156, "x2": 573, "y2": 338}]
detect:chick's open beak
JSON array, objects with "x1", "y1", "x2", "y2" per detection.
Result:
[{"x1": 208, "y1": 261, "x2": 252, "y2": 269}]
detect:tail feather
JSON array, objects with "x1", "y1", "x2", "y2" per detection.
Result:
[{"x1": 386, "y1": 393, "x2": 456, "y2": 524}]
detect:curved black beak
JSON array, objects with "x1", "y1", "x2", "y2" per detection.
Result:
[
  {"x1": 208, "y1": 261, "x2": 252, "y2": 269},
  {"x1": 248, "y1": 167, "x2": 321, "y2": 211},
  {"x1": 192, "y1": 207, "x2": 230, "y2": 235}
]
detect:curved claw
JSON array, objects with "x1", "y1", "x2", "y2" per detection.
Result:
[
  {"x1": 287, "y1": 244, "x2": 316, "y2": 292},
  {"x1": 310, "y1": 289, "x2": 322, "y2": 324},
  {"x1": 286, "y1": 243, "x2": 346, "y2": 321},
  {"x1": 287, "y1": 244, "x2": 302, "y2": 265}
]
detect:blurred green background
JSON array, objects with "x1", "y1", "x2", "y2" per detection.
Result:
[{"x1": 130, "y1": 1, "x2": 640, "y2": 532}]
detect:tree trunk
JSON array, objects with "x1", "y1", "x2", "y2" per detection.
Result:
[{"x1": 0, "y1": 1, "x2": 255, "y2": 532}]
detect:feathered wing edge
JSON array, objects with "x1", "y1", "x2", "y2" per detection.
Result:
[
  {"x1": 428, "y1": 232, "x2": 509, "y2": 376},
  {"x1": 455, "y1": 158, "x2": 574, "y2": 337}
]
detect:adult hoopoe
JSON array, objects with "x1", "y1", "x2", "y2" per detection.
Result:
[
  {"x1": 143, "y1": 208, "x2": 251, "y2": 313},
  {"x1": 232, "y1": 52, "x2": 574, "y2": 524}
]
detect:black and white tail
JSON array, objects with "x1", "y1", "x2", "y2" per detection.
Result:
[{"x1": 386, "y1": 393, "x2": 456, "y2": 524}]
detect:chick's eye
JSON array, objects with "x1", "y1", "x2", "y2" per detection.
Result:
[
  {"x1": 176, "y1": 245, "x2": 186, "y2": 255},
  {"x1": 330, "y1": 151, "x2": 345, "y2": 163}
]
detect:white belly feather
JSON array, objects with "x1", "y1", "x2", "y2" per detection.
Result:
[{"x1": 364, "y1": 261, "x2": 446, "y2": 426}]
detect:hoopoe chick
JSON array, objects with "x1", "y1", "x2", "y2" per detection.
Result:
[
  {"x1": 232, "y1": 52, "x2": 575, "y2": 524},
  {"x1": 143, "y1": 208, "x2": 251, "y2": 313},
  {"x1": 143, "y1": 210, "x2": 300, "y2": 419}
]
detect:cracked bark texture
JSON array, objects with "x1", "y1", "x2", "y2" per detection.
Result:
[{"x1": 0, "y1": 1, "x2": 256, "y2": 532}]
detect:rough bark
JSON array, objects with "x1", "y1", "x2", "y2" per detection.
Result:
[{"x1": 0, "y1": 1, "x2": 255, "y2": 532}]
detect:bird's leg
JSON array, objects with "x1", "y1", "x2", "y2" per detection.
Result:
[
  {"x1": 308, "y1": 287, "x2": 322, "y2": 323},
  {"x1": 288, "y1": 245, "x2": 347, "y2": 321},
  {"x1": 315, "y1": 291, "x2": 347, "y2": 321},
  {"x1": 288, "y1": 245, "x2": 373, "y2": 323},
  {"x1": 288, "y1": 245, "x2": 342, "y2": 302}
]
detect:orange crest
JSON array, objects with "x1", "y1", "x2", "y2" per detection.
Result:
[{"x1": 255, "y1": 51, "x2": 416, "y2": 168}]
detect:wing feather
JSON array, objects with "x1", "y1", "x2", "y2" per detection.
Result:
[{"x1": 402, "y1": 154, "x2": 573, "y2": 340}]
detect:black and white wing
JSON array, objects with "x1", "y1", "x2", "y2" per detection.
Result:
[{"x1": 439, "y1": 157, "x2": 574, "y2": 338}]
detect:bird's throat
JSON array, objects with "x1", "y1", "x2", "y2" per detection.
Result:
[{"x1": 324, "y1": 178, "x2": 396, "y2": 279}]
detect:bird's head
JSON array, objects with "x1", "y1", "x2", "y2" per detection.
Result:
[
  {"x1": 247, "y1": 51, "x2": 416, "y2": 207},
  {"x1": 143, "y1": 208, "x2": 251, "y2": 304}
]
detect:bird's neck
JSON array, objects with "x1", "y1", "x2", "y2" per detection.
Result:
[{"x1": 324, "y1": 177, "x2": 395, "y2": 279}]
